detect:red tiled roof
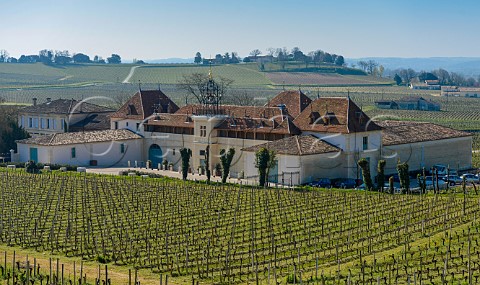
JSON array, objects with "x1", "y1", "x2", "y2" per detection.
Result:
[
  {"x1": 294, "y1": 97, "x2": 382, "y2": 133},
  {"x1": 376, "y1": 120, "x2": 472, "y2": 146},
  {"x1": 111, "y1": 90, "x2": 179, "y2": 120},
  {"x1": 144, "y1": 113, "x2": 194, "y2": 128},
  {"x1": 266, "y1": 90, "x2": 312, "y2": 118},
  {"x1": 242, "y1": 135, "x2": 341, "y2": 156}
]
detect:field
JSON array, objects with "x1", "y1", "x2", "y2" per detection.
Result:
[
  {"x1": 1, "y1": 170, "x2": 480, "y2": 285},
  {"x1": 265, "y1": 73, "x2": 392, "y2": 86}
]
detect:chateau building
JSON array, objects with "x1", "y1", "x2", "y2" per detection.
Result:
[{"x1": 14, "y1": 83, "x2": 472, "y2": 185}]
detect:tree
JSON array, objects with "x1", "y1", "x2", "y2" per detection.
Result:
[
  {"x1": 323, "y1": 53, "x2": 333, "y2": 64},
  {"x1": 39, "y1": 49, "x2": 54, "y2": 64},
  {"x1": 291, "y1": 47, "x2": 304, "y2": 62},
  {"x1": 54, "y1": 50, "x2": 72, "y2": 65},
  {"x1": 73, "y1": 53, "x2": 91, "y2": 63},
  {"x1": 230, "y1": 52, "x2": 240, "y2": 64},
  {"x1": 357, "y1": 61, "x2": 368, "y2": 71},
  {"x1": 0, "y1": 50, "x2": 9, "y2": 62},
  {"x1": 107, "y1": 54, "x2": 121, "y2": 64},
  {"x1": 313, "y1": 50, "x2": 324, "y2": 65},
  {"x1": 396, "y1": 161, "x2": 410, "y2": 194},
  {"x1": 398, "y1": 68, "x2": 416, "y2": 84},
  {"x1": 357, "y1": 158, "x2": 373, "y2": 191},
  {"x1": 194, "y1": 52, "x2": 202, "y2": 64},
  {"x1": 249, "y1": 49, "x2": 262, "y2": 60},
  {"x1": 177, "y1": 72, "x2": 234, "y2": 105},
  {"x1": 180, "y1": 148, "x2": 192, "y2": 181},
  {"x1": 0, "y1": 105, "x2": 29, "y2": 153},
  {"x1": 335, "y1": 55, "x2": 345, "y2": 66},
  {"x1": 394, "y1": 74, "x2": 402, "y2": 85},
  {"x1": 433, "y1": 68, "x2": 450, "y2": 85},
  {"x1": 377, "y1": 160, "x2": 386, "y2": 192},
  {"x1": 265, "y1": 150, "x2": 276, "y2": 186},
  {"x1": 366, "y1": 60, "x2": 378, "y2": 74},
  {"x1": 219, "y1": 148, "x2": 235, "y2": 183},
  {"x1": 205, "y1": 145, "x2": 211, "y2": 184},
  {"x1": 255, "y1": 148, "x2": 270, "y2": 187},
  {"x1": 378, "y1": 65, "x2": 385, "y2": 77},
  {"x1": 223, "y1": 91, "x2": 256, "y2": 106}
]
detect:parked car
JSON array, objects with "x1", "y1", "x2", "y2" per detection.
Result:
[
  {"x1": 355, "y1": 183, "x2": 377, "y2": 190},
  {"x1": 333, "y1": 178, "x2": 357, "y2": 189},
  {"x1": 309, "y1": 178, "x2": 332, "y2": 188},
  {"x1": 443, "y1": 175, "x2": 463, "y2": 186},
  {"x1": 432, "y1": 164, "x2": 458, "y2": 176},
  {"x1": 460, "y1": 173, "x2": 479, "y2": 183},
  {"x1": 425, "y1": 176, "x2": 447, "y2": 190}
]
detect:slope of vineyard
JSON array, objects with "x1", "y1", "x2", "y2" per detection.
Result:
[{"x1": 0, "y1": 170, "x2": 479, "y2": 284}]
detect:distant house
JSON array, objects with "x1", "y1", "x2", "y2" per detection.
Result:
[
  {"x1": 375, "y1": 97, "x2": 441, "y2": 111},
  {"x1": 409, "y1": 80, "x2": 441, "y2": 90},
  {"x1": 18, "y1": 98, "x2": 114, "y2": 137},
  {"x1": 441, "y1": 86, "x2": 480, "y2": 98}
]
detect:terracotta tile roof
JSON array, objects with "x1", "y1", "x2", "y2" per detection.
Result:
[
  {"x1": 17, "y1": 129, "x2": 142, "y2": 146},
  {"x1": 110, "y1": 90, "x2": 179, "y2": 120},
  {"x1": 214, "y1": 116, "x2": 301, "y2": 135},
  {"x1": 69, "y1": 113, "x2": 111, "y2": 132},
  {"x1": 242, "y1": 135, "x2": 341, "y2": 156},
  {"x1": 20, "y1": 99, "x2": 113, "y2": 114},
  {"x1": 144, "y1": 114, "x2": 194, "y2": 128},
  {"x1": 294, "y1": 97, "x2": 382, "y2": 133},
  {"x1": 376, "y1": 120, "x2": 472, "y2": 146},
  {"x1": 265, "y1": 90, "x2": 312, "y2": 118},
  {"x1": 175, "y1": 104, "x2": 288, "y2": 120}
]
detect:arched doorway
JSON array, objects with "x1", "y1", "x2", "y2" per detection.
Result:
[{"x1": 148, "y1": 144, "x2": 163, "y2": 168}]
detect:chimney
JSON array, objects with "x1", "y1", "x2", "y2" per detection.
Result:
[
  {"x1": 46, "y1": 98, "x2": 51, "y2": 103},
  {"x1": 32, "y1": 98, "x2": 37, "y2": 106}
]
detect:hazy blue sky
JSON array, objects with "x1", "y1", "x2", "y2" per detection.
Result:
[{"x1": 2, "y1": 0, "x2": 479, "y2": 60}]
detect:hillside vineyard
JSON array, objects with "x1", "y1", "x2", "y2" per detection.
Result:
[{"x1": 1, "y1": 171, "x2": 480, "y2": 284}]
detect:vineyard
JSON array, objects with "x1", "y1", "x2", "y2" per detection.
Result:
[{"x1": 1, "y1": 170, "x2": 480, "y2": 284}]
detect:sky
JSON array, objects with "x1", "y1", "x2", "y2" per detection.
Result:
[{"x1": 2, "y1": 0, "x2": 480, "y2": 61}]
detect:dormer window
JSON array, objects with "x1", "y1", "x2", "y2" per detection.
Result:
[
  {"x1": 128, "y1": 104, "x2": 135, "y2": 115},
  {"x1": 309, "y1": 112, "x2": 320, "y2": 124}
]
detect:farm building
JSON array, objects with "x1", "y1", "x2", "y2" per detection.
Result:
[
  {"x1": 18, "y1": 97, "x2": 114, "y2": 137},
  {"x1": 375, "y1": 96, "x2": 441, "y2": 111},
  {"x1": 16, "y1": 129, "x2": 143, "y2": 167},
  {"x1": 441, "y1": 86, "x2": 480, "y2": 98},
  {"x1": 409, "y1": 80, "x2": 441, "y2": 90},
  {"x1": 13, "y1": 84, "x2": 472, "y2": 184}
]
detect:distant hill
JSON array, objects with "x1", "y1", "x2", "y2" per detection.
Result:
[
  {"x1": 347, "y1": 57, "x2": 480, "y2": 77},
  {"x1": 145, "y1": 58, "x2": 194, "y2": 64}
]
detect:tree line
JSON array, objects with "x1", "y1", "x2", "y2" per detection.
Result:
[
  {"x1": 0, "y1": 49, "x2": 122, "y2": 64},
  {"x1": 194, "y1": 47, "x2": 345, "y2": 68},
  {"x1": 391, "y1": 68, "x2": 480, "y2": 87}
]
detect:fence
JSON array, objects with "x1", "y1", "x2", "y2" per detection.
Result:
[{"x1": 242, "y1": 171, "x2": 300, "y2": 188}]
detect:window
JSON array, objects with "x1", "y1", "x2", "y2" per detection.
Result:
[
  {"x1": 114, "y1": 121, "x2": 118, "y2": 129},
  {"x1": 120, "y1": 143, "x2": 125, "y2": 154},
  {"x1": 200, "y1": 125, "x2": 207, "y2": 137},
  {"x1": 60, "y1": 119, "x2": 65, "y2": 131},
  {"x1": 28, "y1": 117, "x2": 33, "y2": 128},
  {"x1": 53, "y1": 119, "x2": 57, "y2": 130},
  {"x1": 40, "y1": 118, "x2": 45, "y2": 129},
  {"x1": 200, "y1": 150, "x2": 206, "y2": 156},
  {"x1": 136, "y1": 123, "x2": 140, "y2": 130},
  {"x1": 126, "y1": 122, "x2": 129, "y2": 127},
  {"x1": 47, "y1": 118, "x2": 51, "y2": 129},
  {"x1": 33, "y1": 118, "x2": 39, "y2": 129},
  {"x1": 173, "y1": 149, "x2": 176, "y2": 156},
  {"x1": 362, "y1": 136, "x2": 368, "y2": 150},
  {"x1": 71, "y1": 147, "x2": 76, "y2": 158}
]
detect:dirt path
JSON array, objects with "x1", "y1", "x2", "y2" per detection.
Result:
[{"x1": 123, "y1": 66, "x2": 140, "y2": 83}]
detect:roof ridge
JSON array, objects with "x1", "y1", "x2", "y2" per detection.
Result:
[
  {"x1": 48, "y1": 134, "x2": 56, "y2": 146},
  {"x1": 346, "y1": 97, "x2": 350, "y2": 133},
  {"x1": 295, "y1": 136, "x2": 302, "y2": 156},
  {"x1": 138, "y1": 91, "x2": 146, "y2": 119}
]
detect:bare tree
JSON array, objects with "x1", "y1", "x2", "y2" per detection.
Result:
[
  {"x1": 249, "y1": 49, "x2": 262, "y2": 60},
  {"x1": 177, "y1": 73, "x2": 234, "y2": 105},
  {"x1": 223, "y1": 91, "x2": 257, "y2": 106},
  {"x1": 367, "y1": 60, "x2": 378, "y2": 75},
  {"x1": 0, "y1": 50, "x2": 9, "y2": 62},
  {"x1": 357, "y1": 61, "x2": 368, "y2": 72}
]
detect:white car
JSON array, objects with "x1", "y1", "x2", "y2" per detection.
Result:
[
  {"x1": 461, "y1": 174, "x2": 479, "y2": 183},
  {"x1": 425, "y1": 176, "x2": 447, "y2": 189}
]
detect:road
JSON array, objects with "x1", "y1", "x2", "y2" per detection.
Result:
[{"x1": 122, "y1": 65, "x2": 140, "y2": 83}]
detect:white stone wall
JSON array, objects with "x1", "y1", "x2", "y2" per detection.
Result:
[{"x1": 17, "y1": 139, "x2": 142, "y2": 167}]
